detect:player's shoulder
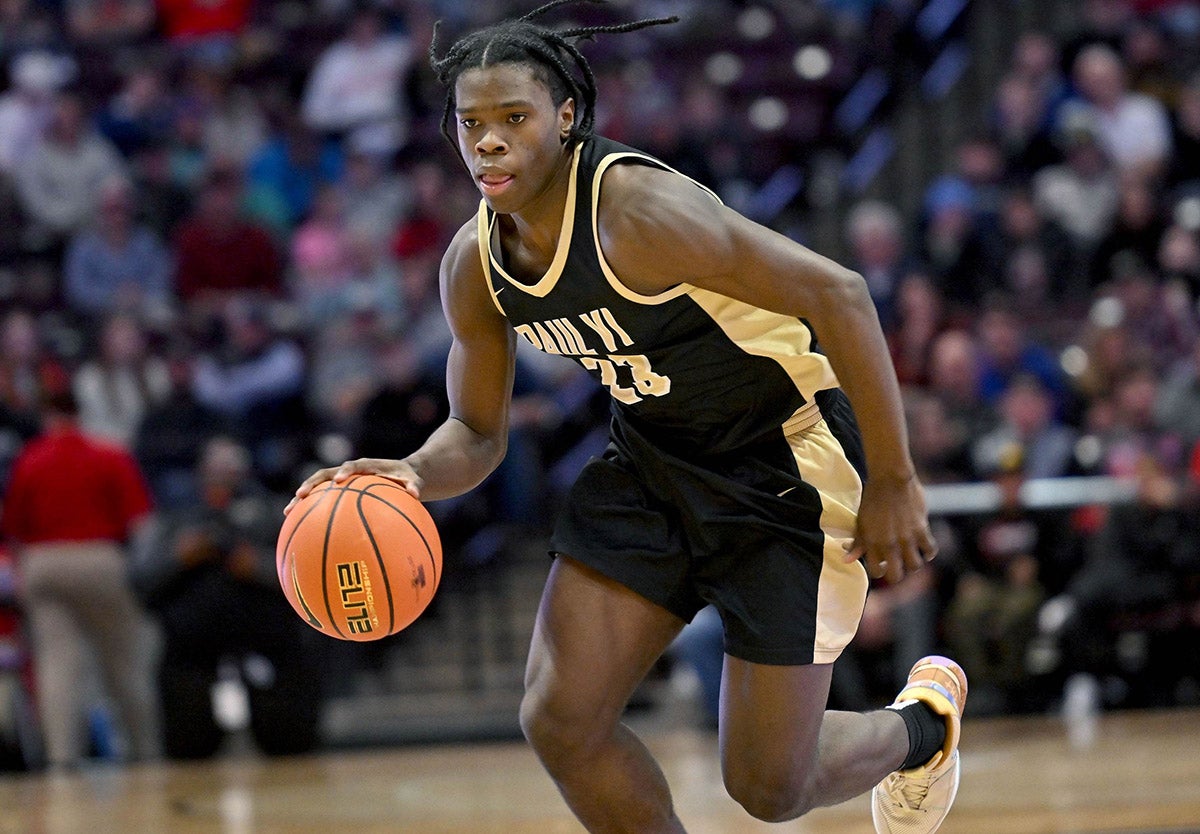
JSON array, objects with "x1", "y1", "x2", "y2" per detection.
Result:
[
  {"x1": 596, "y1": 153, "x2": 732, "y2": 271},
  {"x1": 598, "y1": 157, "x2": 706, "y2": 209},
  {"x1": 440, "y1": 214, "x2": 486, "y2": 281}
]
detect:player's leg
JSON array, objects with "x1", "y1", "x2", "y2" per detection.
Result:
[
  {"x1": 719, "y1": 657, "x2": 909, "y2": 821},
  {"x1": 719, "y1": 654, "x2": 968, "y2": 832},
  {"x1": 520, "y1": 555, "x2": 687, "y2": 834}
]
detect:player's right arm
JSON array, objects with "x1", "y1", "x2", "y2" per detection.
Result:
[{"x1": 287, "y1": 220, "x2": 516, "y2": 510}]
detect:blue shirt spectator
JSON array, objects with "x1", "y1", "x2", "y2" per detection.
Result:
[
  {"x1": 63, "y1": 177, "x2": 173, "y2": 316},
  {"x1": 246, "y1": 124, "x2": 344, "y2": 230}
]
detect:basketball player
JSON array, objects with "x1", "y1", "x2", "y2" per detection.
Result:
[{"x1": 290, "y1": 3, "x2": 967, "y2": 831}]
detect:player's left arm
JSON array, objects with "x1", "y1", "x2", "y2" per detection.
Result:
[{"x1": 597, "y1": 165, "x2": 935, "y2": 583}]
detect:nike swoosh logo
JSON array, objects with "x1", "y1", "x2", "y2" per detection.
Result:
[
  {"x1": 495, "y1": 286, "x2": 505, "y2": 295},
  {"x1": 778, "y1": 487, "x2": 797, "y2": 497}
]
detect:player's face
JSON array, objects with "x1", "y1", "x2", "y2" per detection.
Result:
[{"x1": 454, "y1": 63, "x2": 575, "y2": 215}]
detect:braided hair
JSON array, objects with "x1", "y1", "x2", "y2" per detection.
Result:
[{"x1": 429, "y1": 0, "x2": 679, "y2": 152}]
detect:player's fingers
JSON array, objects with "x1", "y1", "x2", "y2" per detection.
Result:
[
  {"x1": 865, "y1": 549, "x2": 890, "y2": 579},
  {"x1": 284, "y1": 467, "x2": 337, "y2": 514},
  {"x1": 332, "y1": 459, "x2": 367, "y2": 481},
  {"x1": 918, "y1": 525, "x2": 939, "y2": 562},
  {"x1": 885, "y1": 545, "x2": 905, "y2": 584},
  {"x1": 900, "y1": 538, "x2": 926, "y2": 575},
  {"x1": 843, "y1": 537, "x2": 865, "y2": 564}
]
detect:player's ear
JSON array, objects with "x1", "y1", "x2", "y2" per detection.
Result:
[{"x1": 559, "y1": 97, "x2": 575, "y2": 142}]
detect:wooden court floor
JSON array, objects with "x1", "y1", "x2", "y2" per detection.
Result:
[{"x1": 1, "y1": 708, "x2": 1198, "y2": 834}]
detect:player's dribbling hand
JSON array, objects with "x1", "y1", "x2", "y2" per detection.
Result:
[
  {"x1": 843, "y1": 473, "x2": 938, "y2": 584},
  {"x1": 284, "y1": 458, "x2": 423, "y2": 514}
]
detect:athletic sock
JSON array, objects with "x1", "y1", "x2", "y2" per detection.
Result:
[{"x1": 888, "y1": 699, "x2": 947, "y2": 771}]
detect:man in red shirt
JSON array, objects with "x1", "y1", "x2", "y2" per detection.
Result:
[
  {"x1": 2, "y1": 387, "x2": 159, "y2": 768},
  {"x1": 173, "y1": 167, "x2": 282, "y2": 308}
]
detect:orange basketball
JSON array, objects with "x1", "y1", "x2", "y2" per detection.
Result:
[{"x1": 276, "y1": 474, "x2": 442, "y2": 641}]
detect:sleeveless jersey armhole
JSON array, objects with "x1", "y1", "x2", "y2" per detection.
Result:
[{"x1": 590, "y1": 152, "x2": 721, "y2": 306}]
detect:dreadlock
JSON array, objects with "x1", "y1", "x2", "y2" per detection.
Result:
[{"x1": 429, "y1": 0, "x2": 678, "y2": 152}]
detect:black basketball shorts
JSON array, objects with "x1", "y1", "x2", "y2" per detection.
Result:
[{"x1": 551, "y1": 395, "x2": 870, "y2": 666}]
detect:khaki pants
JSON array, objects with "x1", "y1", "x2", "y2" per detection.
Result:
[{"x1": 19, "y1": 542, "x2": 160, "y2": 766}]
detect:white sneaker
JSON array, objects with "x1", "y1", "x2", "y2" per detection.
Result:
[{"x1": 872, "y1": 656, "x2": 968, "y2": 834}]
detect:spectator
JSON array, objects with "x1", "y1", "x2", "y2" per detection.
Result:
[
  {"x1": 0, "y1": 0, "x2": 61, "y2": 56},
  {"x1": 1066, "y1": 43, "x2": 1173, "y2": 176},
  {"x1": 191, "y1": 297, "x2": 307, "y2": 488},
  {"x1": 129, "y1": 437, "x2": 323, "y2": 759},
  {"x1": 301, "y1": 4, "x2": 415, "y2": 155},
  {"x1": 992, "y1": 74, "x2": 1061, "y2": 178},
  {"x1": 844, "y1": 199, "x2": 907, "y2": 330},
  {"x1": 1109, "y1": 261, "x2": 1197, "y2": 365},
  {"x1": 64, "y1": 0, "x2": 154, "y2": 46},
  {"x1": 63, "y1": 176, "x2": 174, "y2": 318},
  {"x1": 1009, "y1": 31, "x2": 1069, "y2": 127},
  {"x1": 127, "y1": 139, "x2": 191, "y2": 240},
  {"x1": 339, "y1": 229, "x2": 404, "y2": 330},
  {"x1": 986, "y1": 187, "x2": 1081, "y2": 305},
  {"x1": 132, "y1": 345, "x2": 225, "y2": 510},
  {"x1": 14, "y1": 89, "x2": 125, "y2": 253},
  {"x1": 155, "y1": 0, "x2": 251, "y2": 51},
  {"x1": 164, "y1": 96, "x2": 208, "y2": 192},
  {"x1": 904, "y1": 390, "x2": 974, "y2": 484},
  {"x1": 341, "y1": 135, "x2": 409, "y2": 246},
  {"x1": 1157, "y1": 339, "x2": 1200, "y2": 448},
  {"x1": 1159, "y1": 222, "x2": 1200, "y2": 301},
  {"x1": 1, "y1": 387, "x2": 159, "y2": 768},
  {"x1": 1100, "y1": 363, "x2": 1179, "y2": 479},
  {"x1": 975, "y1": 298, "x2": 1070, "y2": 412},
  {"x1": 179, "y1": 61, "x2": 268, "y2": 168},
  {"x1": 1121, "y1": 18, "x2": 1178, "y2": 106},
  {"x1": 1033, "y1": 111, "x2": 1120, "y2": 253},
  {"x1": 1005, "y1": 246, "x2": 1058, "y2": 337},
  {"x1": 1167, "y1": 73, "x2": 1200, "y2": 188},
  {"x1": 306, "y1": 309, "x2": 384, "y2": 435},
  {"x1": 246, "y1": 119, "x2": 344, "y2": 231},
  {"x1": 174, "y1": 168, "x2": 283, "y2": 307},
  {"x1": 1045, "y1": 452, "x2": 1200, "y2": 710},
  {"x1": 917, "y1": 176, "x2": 991, "y2": 309},
  {"x1": 0, "y1": 310, "x2": 69, "y2": 428},
  {"x1": 972, "y1": 374, "x2": 1078, "y2": 479},
  {"x1": 926, "y1": 329, "x2": 995, "y2": 442},
  {"x1": 354, "y1": 335, "x2": 449, "y2": 463},
  {"x1": 1068, "y1": 298, "x2": 1154, "y2": 407},
  {"x1": 96, "y1": 65, "x2": 176, "y2": 157},
  {"x1": 943, "y1": 446, "x2": 1060, "y2": 714},
  {"x1": 1090, "y1": 175, "x2": 1167, "y2": 288},
  {"x1": 887, "y1": 272, "x2": 947, "y2": 387},
  {"x1": 0, "y1": 51, "x2": 73, "y2": 175},
  {"x1": 290, "y1": 183, "x2": 353, "y2": 322},
  {"x1": 73, "y1": 313, "x2": 171, "y2": 447},
  {"x1": 954, "y1": 136, "x2": 1007, "y2": 222}
]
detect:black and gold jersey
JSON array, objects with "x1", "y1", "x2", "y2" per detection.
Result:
[{"x1": 476, "y1": 135, "x2": 841, "y2": 456}]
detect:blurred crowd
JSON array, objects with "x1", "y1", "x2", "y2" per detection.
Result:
[{"x1": 0, "y1": 0, "x2": 1197, "y2": 767}]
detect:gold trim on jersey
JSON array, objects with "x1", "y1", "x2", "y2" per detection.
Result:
[
  {"x1": 590, "y1": 151, "x2": 720, "y2": 305},
  {"x1": 783, "y1": 418, "x2": 868, "y2": 663},
  {"x1": 686, "y1": 287, "x2": 841, "y2": 402},
  {"x1": 475, "y1": 144, "x2": 583, "y2": 307}
]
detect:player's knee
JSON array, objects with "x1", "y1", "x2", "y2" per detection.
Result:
[
  {"x1": 519, "y1": 688, "x2": 606, "y2": 768},
  {"x1": 725, "y1": 770, "x2": 812, "y2": 822}
]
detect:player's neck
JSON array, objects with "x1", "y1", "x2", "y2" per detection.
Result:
[{"x1": 498, "y1": 148, "x2": 575, "y2": 260}]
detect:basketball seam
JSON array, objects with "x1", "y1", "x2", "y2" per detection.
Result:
[
  {"x1": 355, "y1": 489, "x2": 396, "y2": 636},
  {"x1": 358, "y1": 486, "x2": 440, "y2": 591},
  {"x1": 321, "y1": 481, "x2": 352, "y2": 639},
  {"x1": 278, "y1": 485, "x2": 333, "y2": 574}
]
